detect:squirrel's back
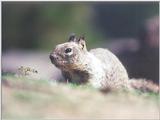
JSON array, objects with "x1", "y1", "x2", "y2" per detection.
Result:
[{"x1": 90, "y1": 48, "x2": 129, "y2": 90}]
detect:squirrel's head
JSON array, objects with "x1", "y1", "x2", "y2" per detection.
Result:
[{"x1": 50, "y1": 33, "x2": 87, "y2": 70}]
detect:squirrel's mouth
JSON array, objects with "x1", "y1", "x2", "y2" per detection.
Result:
[{"x1": 50, "y1": 54, "x2": 74, "y2": 68}]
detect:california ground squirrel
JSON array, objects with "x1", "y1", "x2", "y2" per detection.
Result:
[{"x1": 50, "y1": 34, "x2": 159, "y2": 93}]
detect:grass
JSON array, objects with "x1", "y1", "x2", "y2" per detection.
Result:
[{"x1": 2, "y1": 74, "x2": 160, "y2": 120}]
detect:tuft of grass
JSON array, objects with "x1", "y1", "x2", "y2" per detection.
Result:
[{"x1": 67, "y1": 82, "x2": 95, "y2": 90}]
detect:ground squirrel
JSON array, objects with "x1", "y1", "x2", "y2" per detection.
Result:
[{"x1": 50, "y1": 34, "x2": 159, "y2": 93}]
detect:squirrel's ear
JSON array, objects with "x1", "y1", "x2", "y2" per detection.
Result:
[
  {"x1": 78, "y1": 35, "x2": 85, "y2": 41},
  {"x1": 78, "y1": 34, "x2": 85, "y2": 43},
  {"x1": 68, "y1": 33, "x2": 76, "y2": 42},
  {"x1": 77, "y1": 35, "x2": 87, "y2": 51}
]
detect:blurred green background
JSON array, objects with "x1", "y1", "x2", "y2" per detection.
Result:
[
  {"x1": 2, "y1": 2, "x2": 159, "y2": 83},
  {"x1": 2, "y1": 2, "x2": 158, "y2": 51}
]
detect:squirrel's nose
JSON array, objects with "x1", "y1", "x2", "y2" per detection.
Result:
[{"x1": 50, "y1": 53, "x2": 58, "y2": 61}]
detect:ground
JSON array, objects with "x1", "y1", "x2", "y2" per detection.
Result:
[{"x1": 2, "y1": 74, "x2": 159, "y2": 120}]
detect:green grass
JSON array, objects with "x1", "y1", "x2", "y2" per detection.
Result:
[{"x1": 2, "y1": 74, "x2": 159, "y2": 119}]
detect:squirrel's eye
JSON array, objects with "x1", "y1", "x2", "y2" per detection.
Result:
[{"x1": 65, "y1": 48, "x2": 72, "y2": 53}]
